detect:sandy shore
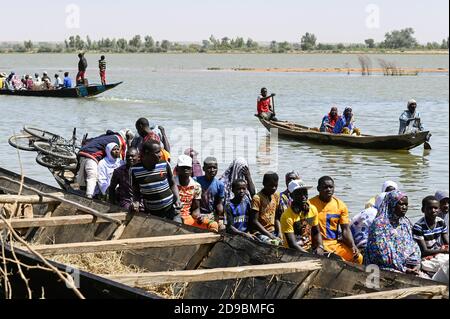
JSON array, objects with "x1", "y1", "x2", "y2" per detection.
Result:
[{"x1": 208, "y1": 67, "x2": 448, "y2": 74}]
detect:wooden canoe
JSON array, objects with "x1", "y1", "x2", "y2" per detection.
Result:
[
  {"x1": 0, "y1": 82, "x2": 122, "y2": 98},
  {"x1": 1, "y1": 167, "x2": 447, "y2": 299},
  {"x1": 258, "y1": 117, "x2": 430, "y2": 150}
]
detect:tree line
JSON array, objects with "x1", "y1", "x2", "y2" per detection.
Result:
[{"x1": 2, "y1": 29, "x2": 448, "y2": 53}]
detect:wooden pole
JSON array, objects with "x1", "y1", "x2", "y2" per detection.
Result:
[
  {"x1": 27, "y1": 233, "x2": 222, "y2": 256},
  {"x1": 337, "y1": 285, "x2": 448, "y2": 299},
  {"x1": 0, "y1": 213, "x2": 128, "y2": 230},
  {"x1": 105, "y1": 260, "x2": 322, "y2": 286},
  {"x1": 0, "y1": 176, "x2": 122, "y2": 225}
]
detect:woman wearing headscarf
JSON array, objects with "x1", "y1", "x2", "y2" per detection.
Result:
[
  {"x1": 365, "y1": 190, "x2": 422, "y2": 274},
  {"x1": 97, "y1": 143, "x2": 125, "y2": 196},
  {"x1": 220, "y1": 158, "x2": 256, "y2": 206},
  {"x1": 333, "y1": 107, "x2": 360, "y2": 135},
  {"x1": 184, "y1": 148, "x2": 203, "y2": 178},
  {"x1": 320, "y1": 106, "x2": 339, "y2": 133},
  {"x1": 365, "y1": 181, "x2": 399, "y2": 209}
]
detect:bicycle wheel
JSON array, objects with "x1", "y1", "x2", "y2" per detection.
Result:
[
  {"x1": 33, "y1": 141, "x2": 77, "y2": 161},
  {"x1": 36, "y1": 153, "x2": 77, "y2": 170},
  {"x1": 8, "y1": 135, "x2": 37, "y2": 151},
  {"x1": 23, "y1": 126, "x2": 63, "y2": 141}
]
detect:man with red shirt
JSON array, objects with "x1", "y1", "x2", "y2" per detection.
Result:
[{"x1": 257, "y1": 88, "x2": 277, "y2": 121}]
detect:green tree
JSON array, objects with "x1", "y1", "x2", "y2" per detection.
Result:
[
  {"x1": 300, "y1": 32, "x2": 317, "y2": 50},
  {"x1": 129, "y1": 35, "x2": 142, "y2": 50},
  {"x1": 117, "y1": 38, "x2": 128, "y2": 51},
  {"x1": 365, "y1": 39, "x2": 375, "y2": 48},
  {"x1": 383, "y1": 28, "x2": 418, "y2": 49},
  {"x1": 246, "y1": 38, "x2": 258, "y2": 49},
  {"x1": 161, "y1": 40, "x2": 171, "y2": 52},
  {"x1": 441, "y1": 37, "x2": 449, "y2": 49},
  {"x1": 144, "y1": 36, "x2": 155, "y2": 51},
  {"x1": 278, "y1": 41, "x2": 291, "y2": 53},
  {"x1": 24, "y1": 40, "x2": 33, "y2": 51}
]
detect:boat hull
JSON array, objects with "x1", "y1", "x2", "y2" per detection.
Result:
[
  {"x1": 259, "y1": 118, "x2": 429, "y2": 150},
  {"x1": 0, "y1": 167, "x2": 446, "y2": 299},
  {"x1": 0, "y1": 82, "x2": 122, "y2": 98}
]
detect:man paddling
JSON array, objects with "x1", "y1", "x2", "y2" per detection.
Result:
[
  {"x1": 257, "y1": 88, "x2": 277, "y2": 121},
  {"x1": 399, "y1": 99, "x2": 425, "y2": 134}
]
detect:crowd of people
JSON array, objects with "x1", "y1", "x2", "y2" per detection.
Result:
[
  {"x1": 0, "y1": 53, "x2": 107, "y2": 91},
  {"x1": 74, "y1": 116, "x2": 448, "y2": 283}
]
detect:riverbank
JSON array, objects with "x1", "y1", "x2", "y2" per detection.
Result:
[
  {"x1": 207, "y1": 67, "x2": 449, "y2": 74},
  {"x1": 0, "y1": 49, "x2": 448, "y2": 55}
]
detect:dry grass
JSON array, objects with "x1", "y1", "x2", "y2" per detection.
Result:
[{"x1": 51, "y1": 252, "x2": 186, "y2": 299}]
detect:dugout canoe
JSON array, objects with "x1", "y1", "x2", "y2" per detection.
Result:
[
  {"x1": 258, "y1": 117, "x2": 430, "y2": 150},
  {"x1": 0, "y1": 167, "x2": 447, "y2": 299},
  {"x1": 0, "y1": 82, "x2": 122, "y2": 98}
]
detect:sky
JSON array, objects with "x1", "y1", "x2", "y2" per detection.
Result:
[{"x1": 2, "y1": 0, "x2": 449, "y2": 43}]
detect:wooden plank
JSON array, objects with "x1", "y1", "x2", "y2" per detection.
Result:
[
  {"x1": 105, "y1": 260, "x2": 322, "y2": 286},
  {"x1": 0, "y1": 176, "x2": 122, "y2": 225},
  {"x1": 0, "y1": 194, "x2": 63, "y2": 204},
  {"x1": 0, "y1": 213, "x2": 128, "y2": 230},
  {"x1": 337, "y1": 285, "x2": 449, "y2": 299},
  {"x1": 28, "y1": 233, "x2": 222, "y2": 256}
]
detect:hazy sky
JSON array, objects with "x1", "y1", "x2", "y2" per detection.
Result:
[{"x1": 2, "y1": 0, "x2": 449, "y2": 43}]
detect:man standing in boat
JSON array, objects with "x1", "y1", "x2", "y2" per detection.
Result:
[
  {"x1": 257, "y1": 88, "x2": 277, "y2": 121},
  {"x1": 76, "y1": 52, "x2": 88, "y2": 85},
  {"x1": 99, "y1": 55, "x2": 107, "y2": 85},
  {"x1": 399, "y1": 99, "x2": 425, "y2": 135}
]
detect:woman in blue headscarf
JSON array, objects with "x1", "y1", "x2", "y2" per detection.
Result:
[{"x1": 365, "y1": 190, "x2": 422, "y2": 274}]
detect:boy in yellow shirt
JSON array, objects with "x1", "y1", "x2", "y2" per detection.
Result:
[
  {"x1": 281, "y1": 180, "x2": 324, "y2": 255},
  {"x1": 309, "y1": 176, "x2": 363, "y2": 264}
]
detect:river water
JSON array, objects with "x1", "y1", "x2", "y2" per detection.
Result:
[{"x1": 0, "y1": 53, "x2": 448, "y2": 220}]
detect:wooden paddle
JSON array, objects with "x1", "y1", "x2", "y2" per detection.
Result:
[{"x1": 272, "y1": 94, "x2": 276, "y2": 116}]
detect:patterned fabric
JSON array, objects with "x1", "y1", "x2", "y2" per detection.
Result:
[
  {"x1": 365, "y1": 191, "x2": 422, "y2": 273},
  {"x1": 251, "y1": 191, "x2": 280, "y2": 234},
  {"x1": 220, "y1": 158, "x2": 253, "y2": 205},
  {"x1": 176, "y1": 177, "x2": 202, "y2": 218},
  {"x1": 280, "y1": 205, "x2": 319, "y2": 250},
  {"x1": 130, "y1": 161, "x2": 174, "y2": 212},
  {"x1": 279, "y1": 190, "x2": 292, "y2": 215}
]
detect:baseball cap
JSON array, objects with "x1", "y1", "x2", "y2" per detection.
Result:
[
  {"x1": 288, "y1": 179, "x2": 312, "y2": 193},
  {"x1": 177, "y1": 155, "x2": 192, "y2": 168}
]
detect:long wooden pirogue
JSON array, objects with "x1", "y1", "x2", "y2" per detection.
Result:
[
  {"x1": 0, "y1": 167, "x2": 447, "y2": 299},
  {"x1": 257, "y1": 117, "x2": 430, "y2": 150}
]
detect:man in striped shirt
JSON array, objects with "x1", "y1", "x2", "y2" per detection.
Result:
[
  {"x1": 413, "y1": 196, "x2": 449, "y2": 258},
  {"x1": 99, "y1": 55, "x2": 106, "y2": 85},
  {"x1": 130, "y1": 140, "x2": 182, "y2": 222}
]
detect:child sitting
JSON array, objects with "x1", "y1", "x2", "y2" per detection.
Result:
[
  {"x1": 413, "y1": 196, "x2": 449, "y2": 276},
  {"x1": 225, "y1": 179, "x2": 255, "y2": 240}
]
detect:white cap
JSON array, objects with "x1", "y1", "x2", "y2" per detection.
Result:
[
  {"x1": 407, "y1": 99, "x2": 417, "y2": 107},
  {"x1": 288, "y1": 179, "x2": 312, "y2": 194},
  {"x1": 177, "y1": 155, "x2": 192, "y2": 168}
]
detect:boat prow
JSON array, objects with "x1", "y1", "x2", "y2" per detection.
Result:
[
  {"x1": 0, "y1": 82, "x2": 123, "y2": 98},
  {"x1": 257, "y1": 116, "x2": 430, "y2": 151}
]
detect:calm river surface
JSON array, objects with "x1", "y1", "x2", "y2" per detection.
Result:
[{"x1": 0, "y1": 53, "x2": 448, "y2": 220}]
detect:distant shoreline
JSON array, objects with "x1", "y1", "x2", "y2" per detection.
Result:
[
  {"x1": 0, "y1": 50, "x2": 448, "y2": 55},
  {"x1": 208, "y1": 67, "x2": 449, "y2": 74}
]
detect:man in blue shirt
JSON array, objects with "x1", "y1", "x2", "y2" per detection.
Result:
[{"x1": 63, "y1": 72, "x2": 72, "y2": 88}]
